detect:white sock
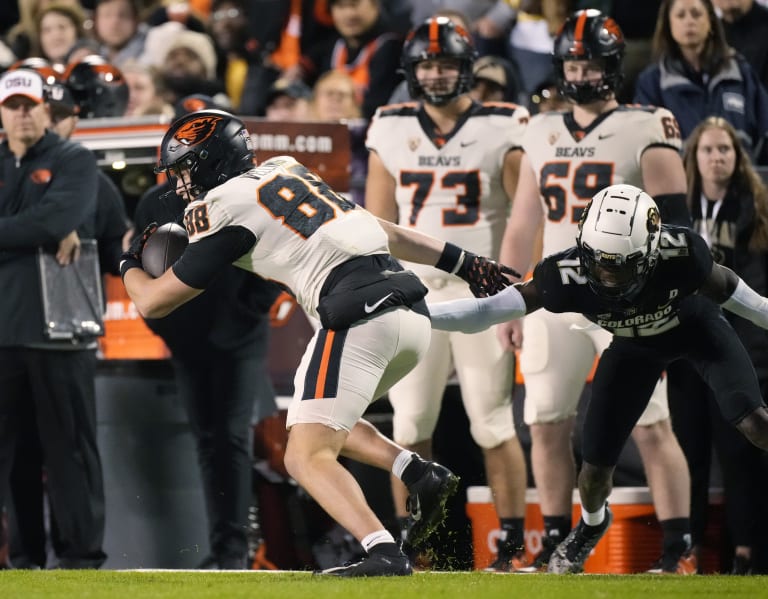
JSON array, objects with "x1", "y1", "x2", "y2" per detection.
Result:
[
  {"x1": 392, "y1": 449, "x2": 415, "y2": 480},
  {"x1": 361, "y1": 530, "x2": 396, "y2": 553},
  {"x1": 581, "y1": 503, "x2": 605, "y2": 526}
]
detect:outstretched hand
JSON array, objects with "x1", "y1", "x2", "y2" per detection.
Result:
[{"x1": 457, "y1": 253, "x2": 521, "y2": 297}]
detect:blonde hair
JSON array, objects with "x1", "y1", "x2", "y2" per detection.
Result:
[
  {"x1": 309, "y1": 70, "x2": 362, "y2": 121},
  {"x1": 684, "y1": 116, "x2": 768, "y2": 251}
]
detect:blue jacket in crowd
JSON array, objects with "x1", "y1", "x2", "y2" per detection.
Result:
[{"x1": 634, "y1": 54, "x2": 768, "y2": 161}]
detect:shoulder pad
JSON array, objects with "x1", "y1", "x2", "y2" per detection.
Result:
[{"x1": 376, "y1": 102, "x2": 420, "y2": 118}]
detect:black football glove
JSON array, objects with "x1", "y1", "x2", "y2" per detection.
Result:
[
  {"x1": 456, "y1": 252, "x2": 520, "y2": 297},
  {"x1": 119, "y1": 222, "x2": 157, "y2": 280}
]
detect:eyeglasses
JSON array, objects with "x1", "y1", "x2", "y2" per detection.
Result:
[
  {"x1": 212, "y1": 7, "x2": 241, "y2": 21},
  {"x1": 1, "y1": 97, "x2": 40, "y2": 111}
]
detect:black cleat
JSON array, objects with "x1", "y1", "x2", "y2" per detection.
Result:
[
  {"x1": 404, "y1": 462, "x2": 460, "y2": 547},
  {"x1": 547, "y1": 505, "x2": 613, "y2": 574},
  {"x1": 315, "y1": 552, "x2": 413, "y2": 577}
]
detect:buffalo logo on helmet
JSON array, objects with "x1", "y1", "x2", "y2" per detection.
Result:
[
  {"x1": 173, "y1": 115, "x2": 223, "y2": 146},
  {"x1": 646, "y1": 205, "x2": 660, "y2": 234}
]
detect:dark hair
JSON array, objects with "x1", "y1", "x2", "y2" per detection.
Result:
[
  {"x1": 684, "y1": 116, "x2": 768, "y2": 251},
  {"x1": 652, "y1": 0, "x2": 732, "y2": 75},
  {"x1": 95, "y1": 0, "x2": 140, "y2": 19}
]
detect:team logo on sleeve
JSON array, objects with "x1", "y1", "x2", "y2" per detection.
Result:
[{"x1": 173, "y1": 115, "x2": 222, "y2": 146}]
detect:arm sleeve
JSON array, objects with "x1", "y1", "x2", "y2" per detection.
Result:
[
  {"x1": 172, "y1": 225, "x2": 257, "y2": 289},
  {"x1": 428, "y1": 284, "x2": 526, "y2": 333},
  {"x1": 721, "y1": 277, "x2": 768, "y2": 329}
]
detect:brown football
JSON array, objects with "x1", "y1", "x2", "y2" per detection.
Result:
[{"x1": 141, "y1": 222, "x2": 189, "y2": 278}]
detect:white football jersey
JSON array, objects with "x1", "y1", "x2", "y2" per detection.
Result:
[
  {"x1": 184, "y1": 156, "x2": 389, "y2": 319},
  {"x1": 523, "y1": 105, "x2": 683, "y2": 256},
  {"x1": 366, "y1": 101, "x2": 529, "y2": 278}
]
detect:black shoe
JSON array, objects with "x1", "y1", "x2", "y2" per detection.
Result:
[
  {"x1": 403, "y1": 462, "x2": 459, "y2": 547},
  {"x1": 731, "y1": 555, "x2": 752, "y2": 576},
  {"x1": 547, "y1": 505, "x2": 613, "y2": 574},
  {"x1": 315, "y1": 552, "x2": 413, "y2": 577}
]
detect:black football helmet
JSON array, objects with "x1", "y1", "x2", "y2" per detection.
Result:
[
  {"x1": 155, "y1": 109, "x2": 254, "y2": 198},
  {"x1": 553, "y1": 9, "x2": 625, "y2": 104},
  {"x1": 64, "y1": 55, "x2": 128, "y2": 118},
  {"x1": 402, "y1": 16, "x2": 477, "y2": 106}
]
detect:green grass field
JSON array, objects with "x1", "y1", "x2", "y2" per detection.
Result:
[{"x1": 1, "y1": 570, "x2": 767, "y2": 599}]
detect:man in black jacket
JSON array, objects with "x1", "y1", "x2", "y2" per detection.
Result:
[
  {"x1": 0, "y1": 68, "x2": 106, "y2": 569},
  {"x1": 4, "y1": 71, "x2": 129, "y2": 570}
]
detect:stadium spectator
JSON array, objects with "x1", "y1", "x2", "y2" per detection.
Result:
[
  {"x1": 6, "y1": 0, "x2": 83, "y2": 60},
  {"x1": 207, "y1": 0, "x2": 251, "y2": 111},
  {"x1": 307, "y1": 70, "x2": 361, "y2": 121},
  {"x1": 678, "y1": 116, "x2": 768, "y2": 574},
  {"x1": 305, "y1": 0, "x2": 403, "y2": 119},
  {"x1": 121, "y1": 60, "x2": 175, "y2": 118},
  {"x1": 715, "y1": 0, "x2": 768, "y2": 89},
  {"x1": 408, "y1": 0, "x2": 516, "y2": 56},
  {"x1": 506, "y1": 0, "x2": 570, "y2": 94},
  {"x1": 634, "y1": 0, "x2": 768, "y2": 164},
  {"x1": 158, "y1": 28, "x2": 225, "y2": 105},
  {"x1": 469, "y1": 54, "x2": 524, "y2": 104},
  {"x1": 263, "y1": 78, "x2": 311, "y2": 121},
  {"x1": 36, "y1": 3, "x2": 86, "y2": 68},
  {"x1": 92, "y1": 0, "x2": 148, "y2": 67}
]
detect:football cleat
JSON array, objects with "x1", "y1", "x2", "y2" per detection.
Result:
[
  {"x1": 547, "y1": 505, "x2": 613, "y2": 574},
  {"x1": 512, "y1": 536, "x2": 560, "y2": 573},
  {"x1": 484, "y1": 547, "x2": 529, "y2": 573},
  {"x1": 646, "y1": 550, "x2": 698, "y2": 575},
  {"x1": 731, "y1": 554, "x2": 752, "y2": 576},
  {"x1": 404, "y1": 461, "x2": 460, "y2": 547},
  {"x1": 315, "y1": 552, "x2": 413, "y2": 577}
]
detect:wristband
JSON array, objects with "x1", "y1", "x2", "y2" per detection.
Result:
[
  {"x1": 435, "y1": 242, "x2": 466, "y2": 275},
  {"x1": 119, "y1": 256, "x2": 142, "y2": 281}
]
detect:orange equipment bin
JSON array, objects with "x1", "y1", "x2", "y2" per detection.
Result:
[
  {"x1": 466, "y1": 486, "x2": 724, "y2": 574},
  {"x1": 98, "y1": 274, "x2": 170, "y2": 360}
]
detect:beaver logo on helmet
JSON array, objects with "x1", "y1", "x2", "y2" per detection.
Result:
[{"x1": 174, "y1": 115, "x2": 223, "y2": 146}]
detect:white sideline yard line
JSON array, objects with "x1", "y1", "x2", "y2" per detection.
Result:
[
  {"x1": 121, "y1": 569, "x2": 469, "y2": 575},
  {"x1": 123, "y1": 569, "x2": 311, "y2": 574}
]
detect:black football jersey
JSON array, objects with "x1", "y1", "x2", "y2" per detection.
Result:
[{"x1": 533, "y1": 225, "x2": 714, "y2": 338}]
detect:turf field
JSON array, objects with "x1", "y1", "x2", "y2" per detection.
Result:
[{"x1": 1, "y1": 570, "x2": 767, "y2": 599}]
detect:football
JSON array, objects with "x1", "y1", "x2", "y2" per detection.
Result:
[{"x1": 141, "y1": 222, "x2": 189, "y2": 278}]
